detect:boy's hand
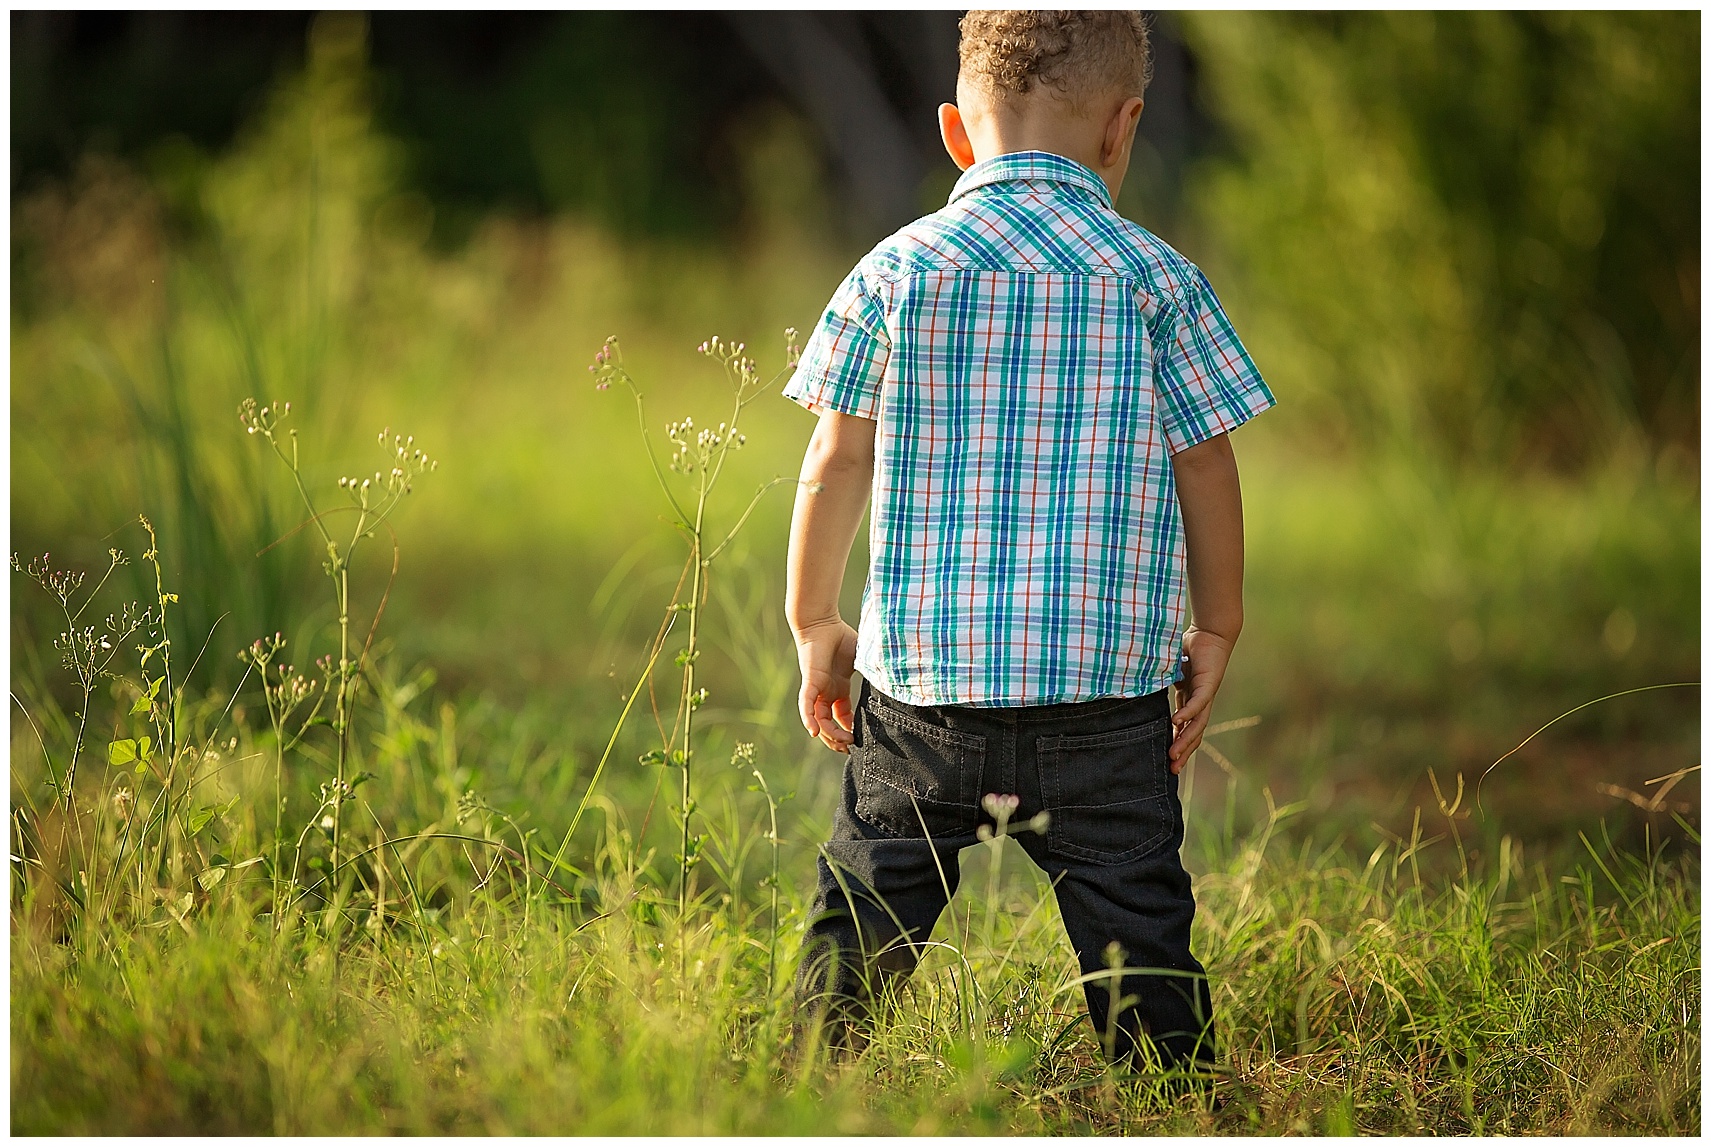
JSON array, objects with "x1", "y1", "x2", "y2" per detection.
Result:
[
  {"x1": 1169, "y1": 625, "x2": 1233, "y2": 770},
  {"x1": 794, "y1": 619, "x2": 860, "y2": 752}
]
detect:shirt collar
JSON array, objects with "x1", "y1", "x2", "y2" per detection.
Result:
[{"x1": 947, "y1": 150, "x2": 1114, "y2": 209}]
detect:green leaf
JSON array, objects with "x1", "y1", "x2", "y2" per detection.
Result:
[
  {"x1": 107, "y1": 739, "x2": 138, "y2": 765},
  {"x1": 197, "y1": 866, "x2": 227, "y2": 891},
  {"x1": 188, "y1": 806, "x2": 216, "y2": 835},
  {"x1": 130, "y1": 676, "x2": 164, "y2": 715},
  {"x1": 137, "y1": 735, "x2": 153, "y2": 762}
]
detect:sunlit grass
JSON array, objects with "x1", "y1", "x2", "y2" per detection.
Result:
[{"x1": 12, "y1": 789, "x2": 1697, "y2": 1134}]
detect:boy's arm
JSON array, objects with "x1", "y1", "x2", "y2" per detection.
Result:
[
  {"x1": 786, "y1": 409, "x2": 877, "y2": 752},
  {"x1": 1169, "y1": 431, "x2": 1245, "y2": 771}
]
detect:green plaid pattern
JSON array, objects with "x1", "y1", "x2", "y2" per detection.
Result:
[{"x1": 785, "y1": 151, "x2": 1275, "y2": 706}]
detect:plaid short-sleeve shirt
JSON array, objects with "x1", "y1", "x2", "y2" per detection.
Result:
[{"x1": 784, "y1": 151, "x2": 1275, "y2": 707}]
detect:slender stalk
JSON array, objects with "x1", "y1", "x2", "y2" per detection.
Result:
[
  {"x1": 63, "y1": 686, "x2": 92, "y2": 813},
  {"x1": 334, "y1": 558, "x2": 350, "y2": 873},
  {"x1": 539, "y1": 612, "x2": 677, "y2": 899},
  {"x1": 752, "y1": 767, "x2": 780, "y2": 999},
  {"x1": 268, "y1": 684, "x2": 286, "y2": 931},
  {"x1": 679, "y1": 491, "x2": 705, "y2": 921},
  {"x1": 624, "y1": 384, "x2": 691, "y2": 529},
  {"x1": 138, "y1": 518, "x2": 179, "y2": 885}
]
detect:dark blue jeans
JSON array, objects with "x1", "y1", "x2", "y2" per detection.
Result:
[{"x1": 794, "y1": 680, "x2": 1216, "y2": 1070}]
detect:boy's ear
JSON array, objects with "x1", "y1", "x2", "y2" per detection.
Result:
[
  {"x1": 939, "y1": 103, "x2": 977, "y2": 171},
  {"x1": 1100, "y1": 96, "x2": 1146, "y2": 169}
]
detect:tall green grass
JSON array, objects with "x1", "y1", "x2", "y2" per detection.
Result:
[{"x1": 13, "y1": 785, "x2": 1698, "y2": 1134}]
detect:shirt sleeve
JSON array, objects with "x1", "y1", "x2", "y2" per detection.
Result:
[
  {"x1": 782, "y1": 265, "x2": 890, "y2": 420},
  {"x1": 1153, "y1": 268, "x2": 1276, "y2": 454}
]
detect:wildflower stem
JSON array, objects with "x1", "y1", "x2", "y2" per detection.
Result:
[
  {"x1": 752, "y1": 766, "x2": 780, "y2": 998},
  {"x1": 54, "y1": 570, "x2": 98, "y2": 812},
  {"x1": 67, "y1": 549, "x2": 125, "y2": 625},
  {"x1": 702, "y1": 476, "x2": 799, "y2": 566},
  {"x1": 138, "y1": 517, "x2": 179, "y2": 883},
  {"x1": 622, "y1": 379, "x2": 692, "y2": 530},
  {"x1": 680, "y1": 503, "x2": 704, "y2": 923},
  {"x1": 540, "y1": 612, "x2": 677, "y2": 896},
  {"x1": 269, "y1": 681, "x2": 286, "y2": 932}
]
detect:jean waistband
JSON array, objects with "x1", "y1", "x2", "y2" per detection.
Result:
[{"x1": 862, "y1": 679, "x2": 1170, "y2": 728}]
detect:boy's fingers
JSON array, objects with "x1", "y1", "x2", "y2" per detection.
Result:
[
  {"x1": 816, "y1": 705, "x2": 853, "y2": 752},
  {"x1": 1169, "y1": 698, "x2": 1211, "y2": 764},
  {"x1": 809, "y1": 693, "x2": 854, "y2": 752},
  {"x1": 1174, "y1": 682, "x2": 1212, "y2": 724},
  {"x1": 1168, "y1": 726, "x2": 1204, "y2": 768},
  {"x1": 831, "y1": 696, "x2": 855, "y2": 732},
  {"x1": 802, "y1": 691, "x2": 831, "y2": 742}
]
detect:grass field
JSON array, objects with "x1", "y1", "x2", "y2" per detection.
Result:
[
  {"x1": 11, "y1": 782, "x2": 1699, "y2": 1134},
  {"x1": 10, "y1": 31, "x2": 1700, "y2": 1135}
]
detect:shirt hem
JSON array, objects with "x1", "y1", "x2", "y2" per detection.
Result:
[
  {"x1": 781, "y1": 368, "x2": 880, "y2": 421},
  {"x1": 1167, "y1": 387, "x2": 1278, "y2": 455}
]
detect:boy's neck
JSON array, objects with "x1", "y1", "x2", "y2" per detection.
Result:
[
  {"x1": 970, "y1": 126, "x2": 1104, "y2": 177},
  {"x1": 952, "y1": 83, "x2": 1142, "y2": 203}
]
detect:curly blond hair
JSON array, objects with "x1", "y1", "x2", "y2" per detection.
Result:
[{"x1": 958, "y1": 10, "x2": 1152, "y2": 108}]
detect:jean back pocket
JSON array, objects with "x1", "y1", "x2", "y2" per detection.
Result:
[
  {"x1": 1037, "y1": 716, "x2": 1176, "y2": 864},
  {"x1": 852, "y1": 697, "x2": 984, "y2": 840}
]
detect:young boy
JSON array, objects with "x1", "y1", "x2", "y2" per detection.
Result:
[{"x1": 781, "y1": 11, "x2": 1273, "y2": 1071}]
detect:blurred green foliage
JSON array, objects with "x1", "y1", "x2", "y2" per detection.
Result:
[
  {"x1": 12, "y1": 12, "x2": 786, "y2": 245},
  {"x1": 367, "y1": 12, "x2": 778, "y2": 243},
  {"x1": 1183, "y1": 11, "x2": 1699, "y2": 468}
]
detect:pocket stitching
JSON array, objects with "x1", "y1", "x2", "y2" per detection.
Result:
[
  {"x1": 1047, "y1": 795, "x2": 1175, "y2": 864},
  {"x1": 867, "y1": 696, "x2": 987, "y2": 752},
  {"x1": 1041, "y1": 715, "x2": 1171, "y2": 755},
  {"x1": 854, "y1": 756, "x2": 970, "y2": 835},
  {"x1": 862, "y1": 753, "x2": 965, "y2": 804},
  {"x1": 852, "y1": 707, "x2": 985, "y2": 836},
  {"x1": 1038, "y1": 723, "x2": 1175, "y2": 864}
]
